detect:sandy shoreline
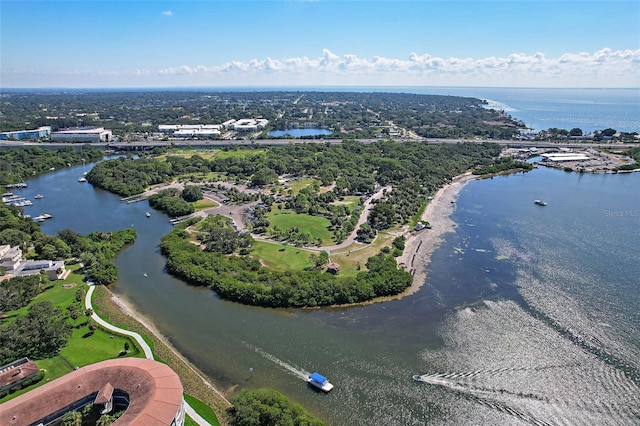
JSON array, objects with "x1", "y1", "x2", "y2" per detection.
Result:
[
  {"x1": 108, "y1": 292, "x2": 231, "y2": 406},
  {"x1": 397, "y1": 172, "x2": 478, "y2": 296},
  {"x1": 101, "y1": 172, "x2": 477, "y2": 404}
]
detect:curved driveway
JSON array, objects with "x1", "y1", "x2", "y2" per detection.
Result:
[{"x1": 84, "y1": 284, "x2": 213, "y2": 426}]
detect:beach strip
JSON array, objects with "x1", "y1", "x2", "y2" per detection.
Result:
[{"x1": 398, "y1": 172, "x2": 477, "y2": 296}]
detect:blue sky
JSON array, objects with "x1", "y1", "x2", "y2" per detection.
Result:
[{"x1": 1, "y1": 0, "x2": 639, "y2": 88}]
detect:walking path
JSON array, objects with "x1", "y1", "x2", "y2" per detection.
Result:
[
  {"x1": 316, "y1": 185, "x2": 391, "y2": 252},
  {"x1": 84, "y1": 284, "x2": 212, "y2": 426}
]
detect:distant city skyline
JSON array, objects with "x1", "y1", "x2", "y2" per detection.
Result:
[{"x1": 1, "y1": 0, "x2": 639, "y2": 88}]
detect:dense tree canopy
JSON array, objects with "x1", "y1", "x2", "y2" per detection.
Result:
[
  {"x1": 87, "y1": 157, "x2": 175, "y2": 196},
  {"x1": 148, "y1": 188, "x2": 195, "y2": 217},
  {"x1": 181, "y1": 184, "x2": 203, "y2": 202},
  {"x1": 0, "y1": 90, "x2": 525, "y2": 140},
  {"x1": 0, "y1": 275, "x2": 48, "y2": 313},
  {"x1": 229, "y1": 388, "x2": 325, "y2": 426},
  {"x1": 160, "y1": 218, "x2": 411, "y2": 308},
  {"x1": 0, "y1": 146, "x2": 103, "y2": 187},
  {"x1": 0, "y1": 301, "x2": 72, "y2": 364}
]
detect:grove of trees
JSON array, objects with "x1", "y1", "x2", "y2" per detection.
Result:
[
  {"x1": 229, "y1": 388, "x2": 325, "y2": 426},
  {"x1": 0, "y1": 146, "x2": 104, "y2": 187},
  {"x1": 0, "y1": 301, "x2": 72, "y2": 365},
  {"x1": 160, "y1": 218, "x2": 412, "y2": 308}
]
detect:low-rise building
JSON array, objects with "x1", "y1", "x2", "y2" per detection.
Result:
[
  {"x1": 14, "y1": 259, "x2": 66, "y2": 280},
  {"x1": 230, "y1": 118, "x2": 269, "y2": 132},
  {"x1": 50, "y1": 127, "x2": 112, "y2": 143},
  {"x1": 0, "y1": 244, "x2": 22, "y2": 272},
  {"x1": 0, "y1": 358, "x2": 40, "y2": 393},
  {"x1": 0, "y1": 358, "x2": 185, "y2": 426},
  {"x1": 0, "y1": 126, "x2": 51, "y2": 141},
  {"x1": 159, "y1": 124, "x2": 222, "y2": 138},
  {"x1": 0, "y1": 245, "x2": 65, "y2": 279}
]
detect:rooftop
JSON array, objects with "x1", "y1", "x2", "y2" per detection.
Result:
[{"x1": 0, "y1": 358, "x2": 183, "y2": 426}]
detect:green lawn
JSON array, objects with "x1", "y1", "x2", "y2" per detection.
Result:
[
  {"x1": 59, "y1": 325, "x2": 142, "y2": 368},
  {"x1": 0, "y1": 266, "x2": 144, "y2": 403},
  {"x1": 331, "y1": 195, "x2": 360, "y2": 213},
  {"x1": 285, "y1": 178, "x2": 320, "y2": 195},
  {"x1": 214, "y1": 149, "x2": 266, "y2": 159},
  {"x1": 251, "y1": 241, "x2": 313, "y2": 271},
  {"x1": 157, "y1": 148, "x2": 219, "y2": 160},
  {"x1": 331, "y1": 230, "x2": 398, "y2": 277},
  {"x1": 184, "y1": 394, "x2": 222, "y2": 426},
  {"x1": 193, "y1": 198, "x2": 219, "y2": 210},
  {"x1": 5, "y1": 269, "x2": 86, "y2": 321},
  {"x1": 267, "y1": 209, "x2": 334, "y2": 245}
]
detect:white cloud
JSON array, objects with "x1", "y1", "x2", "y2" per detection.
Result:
[
  {"x1": 2, "y1": 48, "x2": 639, "y2": 88},
  {"x1": 152, "y1": 48, "x2": 640, "y2": 87},
  {"x1": 161, "y1": 10, "x2": 173, "y2": 17}
]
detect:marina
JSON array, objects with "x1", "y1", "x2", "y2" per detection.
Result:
[{"x1": 2, "y1": 194, "x2": 33, "y2": 207}]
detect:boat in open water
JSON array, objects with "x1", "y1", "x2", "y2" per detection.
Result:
[
  {"x1": 308, "y1": 372, "x2": 333, "y2": 392},
  {"x1": 534, "y1": 199, "x2": 547, "y2": 206}
]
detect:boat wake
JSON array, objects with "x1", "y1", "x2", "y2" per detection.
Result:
[
  {"x1": 244, "y1": 343, "x2": 310, "y2": 381},
  {"x1": 414, "y1": 364, "x2": 566, "y2": 381},
  {"x1": 414, "y1": 363, "x2": 640, "y2": 426},
  {"x1": 413, "y1": 369, "x2": 559, "y2": 426}
]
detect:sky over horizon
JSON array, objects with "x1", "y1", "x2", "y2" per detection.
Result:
[{"x1": 1, "y1": 0, "x2": 639, "y2": 89}]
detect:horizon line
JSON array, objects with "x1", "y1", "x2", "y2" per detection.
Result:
[{"x1": 1, "y1": 85, "x2": 639, "y2": 92}]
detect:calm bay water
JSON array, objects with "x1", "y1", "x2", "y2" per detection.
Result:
[
  {"x1": 14, "y1": 157, "x2": 640, "y2": 425},
  {"x1": 8, "y1": 87, "x2": 640, "y2": 424},
  {"x1": 405, "y1": 87, "x2": 640, "y2": 134}
]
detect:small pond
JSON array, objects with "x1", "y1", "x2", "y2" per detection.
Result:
[{"x1": 267, "y1": 128, "x2": 332, "y2": 137}]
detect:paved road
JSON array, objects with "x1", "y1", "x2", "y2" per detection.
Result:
[
  {"x1": 307, "y1": 185, "x2": 391, "y2": 253},
  {"x1": 84, "y1": 284, "x2": 213, "y2": 426},
  {"x1": 3, "y1": 139, "x2": 637, "y2": 151}
]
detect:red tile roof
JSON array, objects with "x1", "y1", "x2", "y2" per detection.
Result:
[
  {"x1": 0, "y1": 359, "x2": 39, "y2": 390},
  {"x1": 0, "y1": 358, "x2": 183, "y2": 426},
  {"x1": 94, "y1": 382, "x2": 114, "y2": 405}
]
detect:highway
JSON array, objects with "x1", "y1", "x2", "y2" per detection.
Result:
[{"x1": 1, "y1": 138, "x2": 638, "y2": 151}]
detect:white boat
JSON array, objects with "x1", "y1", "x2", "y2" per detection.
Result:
[
  {"x1": 35, "y1": 194, "x2": 44, "y2": 199},
  {"x1": 146, "y1": 212, "x2": 151, "y2": 217},
  {"x1": 33, "y1": 214, "x2": 53, "y2": 222},
  {"x1": 308, "y1": 372, "x2": 333, "y2": 392},
  {"x1": 78, "y1": 176, "x2": 87, "y2": 183},
  {"x1": 534, "y1": 199, "x2": 547, "y2": 206}
]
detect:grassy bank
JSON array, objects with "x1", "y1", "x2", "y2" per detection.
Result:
[
  {"x1": 0, "y1": 268, "x2": 142, "y2": 403},
  {"x1": 91, "y1": 285, "x2": 232, "y2": 424}
]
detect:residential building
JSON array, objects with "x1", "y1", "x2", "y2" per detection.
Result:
[
  {"x1": 0, "y1": 245, "x2": 65, "y2": 280},
  {"x1": 0, "y1": 126, "x2": 51, "y2": 141},
  {"x1": 0, "y1": 244, "x2": 23, "y2": 272},
  {"x1": 0, "y1": 358, "x2": 40, "y2": 393},
  {"x1": 0, "y1": 358, "x2": 185, "y2": 426},
  {"x1": 15, "y1": 259, "x2": 66, "y2": 280}
]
